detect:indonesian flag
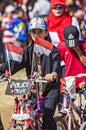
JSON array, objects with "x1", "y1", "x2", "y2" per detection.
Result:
[
  {"x1": 6, "y1": 43, "x2": 23, "y2": 62},
  {"x1": 34, "y1": 37, "x2": 53, "y2": 56}
]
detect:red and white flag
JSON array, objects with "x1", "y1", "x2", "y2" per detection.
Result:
[
  {"x1": 34, "y1": 37, "x2": 53, "y2": 56},
  {"x1": 6, "y1": 43, "x2": 23, "y2": 62}
]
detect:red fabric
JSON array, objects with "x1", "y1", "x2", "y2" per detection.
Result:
[
  {"x1": 6, "y1": 43, "x2": 23, "y2": 55},
  {"x1": 47, "y1": 0, "x2": 72, "y2": 42},
  {"x1": 35, "y1": 36, "x2": 53, "y2": 50},
  {"x1": 16, "y1": 0, "x2": 22, "y2": 3},
  {"x1": 6, "y1": 43, "x2": 23, "y2": 62},
  {"x1": 47, "y1": 10, "x2": 72, "y2": 42},
  {"x1": 50, "y1": 0, "x2": 65, "y2": 6},
  {"x1": 57, "y1": 41, "x2": 86, "y2": 88}
]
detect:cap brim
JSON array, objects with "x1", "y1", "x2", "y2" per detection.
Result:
[
  {"x1": 29, "y1": 27, "x2": 46, "y2": 31},
  {"x1": 64, "y1": 39, "x2": 79, "y2": 47}
]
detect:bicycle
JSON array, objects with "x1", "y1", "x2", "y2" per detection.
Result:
[
  {"x1": 0, "y1": 71, "x2": 68, "y2": 130},
  {"x1": 59, "y1": 73, "x2": 86, "y2": 130},
  {"x1": 80, "y1": 121, "x2": 86, "y2": 130}
]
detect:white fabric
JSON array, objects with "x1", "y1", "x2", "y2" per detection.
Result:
[
  {"x1": 49, "y1": 17, "x2": 82, "y2": 47},
  {"x1": 72, "y1": 16, "x2": 82, "y2": 40},
  {"x1": 5, "y1": 5, "x2": 15, "y2": 13},
  {"x1": 65, "y1": 76, "x2": 76, "y2": 99},
  {"x1": 31, "y1": 0, "x2": 50, "y2": 18},
  {"x1": 49, "y1": 32, "x2": 60, "y2": 47},
  {"x1": 34, "y1": 44, "x2": 51, "y2": 56},
  {"x1": 7, "y1": 51, "x2": 23, "y2": 62}
]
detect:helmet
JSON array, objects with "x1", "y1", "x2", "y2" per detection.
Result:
[{"x1": 28, "y1": 17, "x2": 47, "y2": 31}]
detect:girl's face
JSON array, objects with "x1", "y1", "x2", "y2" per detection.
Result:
[
  {"x1": 7, "y1": 12, "x2": 14, "y2": 18},
  {"x1": 30, "y1": 29, "x2": 48, "y2": 41},
  {"x1": 17, "y1": 10, "x2": 24, "y2": 18},
  {"x1": 52, "y1": 4, "x2": 65, "y2": 17}
]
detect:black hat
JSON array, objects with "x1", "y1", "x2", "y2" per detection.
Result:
[{"x1": 63, "y1": 25, "x2": 79, "y2": 47}]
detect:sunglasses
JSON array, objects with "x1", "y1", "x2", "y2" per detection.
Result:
[{"x1": 52, "y1": 5, "x2": 64, "y2": 10}]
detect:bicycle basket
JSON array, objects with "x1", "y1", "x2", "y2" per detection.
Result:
[
  {"x1": 9, "y1": 79, "x2": 32, "y2": 95},
  {"x1": 65, "y1": 76, "x2": 77, "y2": 99}
]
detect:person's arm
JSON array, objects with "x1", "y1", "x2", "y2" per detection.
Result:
[
  {"x1": 34, "y1": 36, "x2": 61, "y2": 82},
  {"x1": 0, "y1": 60, "x2": 25, "y2": 75},
  {"x1": 45, "y1": 46, "x2": 61, "y2": 82},
  {"x1": 72, "y1": 45, "x2": 86, "y2": 66},
  {"x1": 45, "y1": 44, "x2": 68, "y2": 82}
]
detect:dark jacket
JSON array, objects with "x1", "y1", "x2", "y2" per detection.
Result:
[{"x1": 0, "y1": 43, "x2": 61, "y2": 96}]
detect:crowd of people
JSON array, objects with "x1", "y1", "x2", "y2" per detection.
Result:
[
  {"x1": 0, "y1": 0, "x2": 84, "y2": 63},
  {"x1": 0, "y1": 0, "x2": 85, "y2": 130}
]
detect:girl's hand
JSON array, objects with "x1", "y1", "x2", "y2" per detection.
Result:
[{"x1": 45, "y1": 72, "x2": 57, "y2": 82}]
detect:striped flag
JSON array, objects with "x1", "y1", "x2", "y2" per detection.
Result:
[
  {"x1": 34, "y1": 37, "x2": 53, "y2": 56},
  {"x1": 6, "y1": 43, "x2": 23, "y2": 62}
]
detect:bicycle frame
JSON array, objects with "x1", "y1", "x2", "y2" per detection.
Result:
[
  {"x1": 0, "y1": 72, "x2": 68, "y2": 130},
  {"x1": 62, "y1": 93, "x2": 83, "y2": 130},
  {"x1": 60, "y1": 74, "x2": 86, "y2": 130},
  {"x1": 7, "y1": 76, "x2": 47, "y2": 130}
]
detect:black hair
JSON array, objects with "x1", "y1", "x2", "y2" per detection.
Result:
[{"x1": 15, "y1": 6, "x2": 24, "y2": 14}]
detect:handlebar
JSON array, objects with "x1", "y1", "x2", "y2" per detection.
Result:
[
  {"x1": 29, "y1": 78, "x2": 47, "y2": 83},
  {"x1": 0, "y1": 70, "x2": 58, "y2": 85},
  {"x1": 0, "y1": 71, "x2": 48, "y2": 83},
  {"x1": 0, "y1": 75, "x2": 9, "y2": 82}
]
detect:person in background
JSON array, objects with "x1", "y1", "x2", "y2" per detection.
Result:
[
  {"x1": 46, "y1": 0, "x2": 82, "y2": 78},
  {"x1": 27, "y1": 0, "x2": 37, "y2": 19},
  {"x1": 47, "y1": 0, "x2": 82, "y2": 47},
  {"x1": 14, "y1": 6, "x2": 28, "y2": 23},
  {"x1": 2, "y1": 6, "x2": 28, "y2": 62},
  {"x1": 0, "y1": 0, "x2": 8, "y2": 19},
  {"x1": 66, "y1": 0, "x2": 83, "y2": 31},
  {"x1": 31, "y1": 0, "x2": 50, "y2": 20},
  {"x1": 75, "y1": 0, "x2": 83, "y2": 9},
  {"x1": 0, "y1": 0, "x2": 10, "y2": 63},
  {"x1": 1, "y1": 4, "x2": 15, "y2": 29},
  {"x1": 0, "y1": 17, "x2": 61, "y2": 130},
  {"x1": 46, "y1": 0, "x2": 83, "y2": 111},
  {"x1": 57, "y1": 25, "x2": 86, "y2": 88},
  {"x1": 81, "y1": 1, "x2": 86, "y2": 39},
  {"x1": 1, "y1": 4, "x2": 15, "y2": 62},
  {"x1": 5, "y1": 7, "x2": 28, "y2": 48},
  {"x1": 20, "y1": 0, "x2": 30, "y2": 22}
]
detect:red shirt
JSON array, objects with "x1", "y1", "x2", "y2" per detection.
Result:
[{"x1": 57, "y1": 41, "x2": 86, "y2": 88}]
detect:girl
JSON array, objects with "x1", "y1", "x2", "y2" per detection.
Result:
[{"x1": 0, "y1": 17, "x2": 61, "y2": 130}]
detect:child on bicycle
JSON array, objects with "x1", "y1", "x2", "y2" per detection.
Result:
[
  {"x1": 57, "y1": 25, "x2": 86, "y2": 88},
  {"x1": 0, "y1": 17, "x2": 61, "y2": 130}
]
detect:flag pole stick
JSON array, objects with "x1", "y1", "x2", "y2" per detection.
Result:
[
  {"x1": 6, "y1": 43, "x2": 11, "y2": 77},
  {"x1": 31, "y1": 45, "x2": 35, "y2": 79}
]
